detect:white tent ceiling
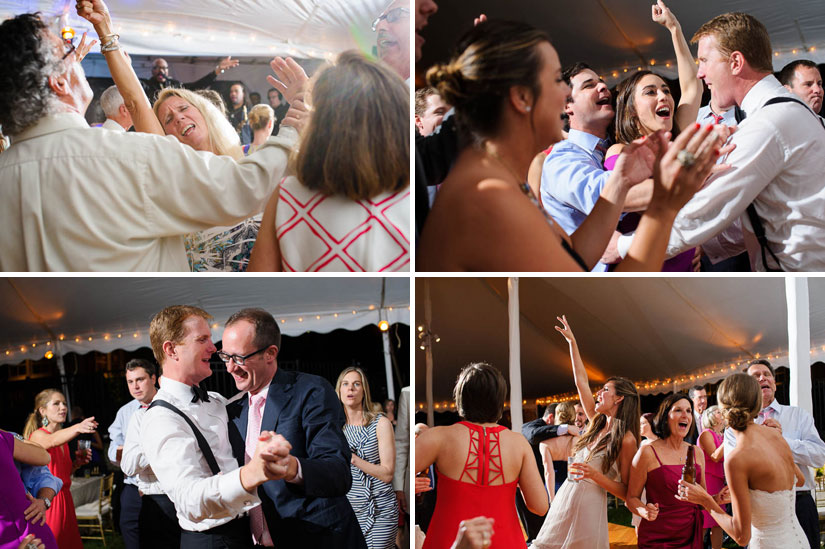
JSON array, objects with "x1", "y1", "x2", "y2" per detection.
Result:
[
  {"x1": 418, "y1": 0, "x2": 825, "y2": 87},
  {"x1": 1, "y1": 0, "x2": 388, "y2": 58},
  {"x1": 0, "y1": 277, "x2": 409, "y2": 365},
  {"x1": 415, "y1": 277, "x2": 825, "y2": 406}
]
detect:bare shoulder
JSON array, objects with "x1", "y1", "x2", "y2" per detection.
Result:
[{"x1": 606, "y1": 143, "x2": 625, "y2": 158}]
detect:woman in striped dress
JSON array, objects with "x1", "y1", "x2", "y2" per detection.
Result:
[{"x1": 336, "y1": 367, "x2": 397, "y2": 548}]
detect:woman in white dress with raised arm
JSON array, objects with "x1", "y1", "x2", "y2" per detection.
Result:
[
  {"x1": 678, "y1": 373, "x2": 807, "y2": 548},
  {"x1": 531, "y1": 316, "x2": 640, "y2": 549}
]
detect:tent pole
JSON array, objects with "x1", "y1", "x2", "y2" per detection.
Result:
[
  {"x1": 425, "y1": 280, "x2": 434, "y2": 427},
  {"x1": 381, "y1": 325, "x2": 395, "y2": 400},
  {"x1": 786, "y1": 277, "x2": 812, "y2": 411},
  {"x1": 508, "y1": 277, "x2": 523, "y2": 431},
  {"x1": 55, "y1": 341, "x2": 71, "y2": 412}
]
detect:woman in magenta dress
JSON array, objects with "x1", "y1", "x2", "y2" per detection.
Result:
[
  {"x1": 0, "y1": 429, "x2": 58, "y2": 549},
  {"x1": 698, "y1": 406, "x2": 726, "y2": 549},
  {"x1": 626, "y1": 393, "x2": 707, "y2": 548},
  {"x1": 23, "y1": 389, "x2": 97, "y2": 549},
  {"x1": 603, "y1": 0, "x2": 705, "y2": 271},
  {"x1": 415, "y1": 363, "x2": 548, "y2": 548}
]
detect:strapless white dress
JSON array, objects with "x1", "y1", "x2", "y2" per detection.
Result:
[{"x1": 749, "y1": 489, "x2": 807, "y2": 548}]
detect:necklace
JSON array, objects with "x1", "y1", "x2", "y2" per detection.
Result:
[{"x1": 486, "y1": 147, "x2": 552, "y2": 221}]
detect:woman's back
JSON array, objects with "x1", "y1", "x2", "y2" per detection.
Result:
[
  {"x1": 422, "y1": 422, "x2": 534, "y2": 549},
  {"x1": 732, "y1": 424, "x2": 797, "y2": 493},
  {"x1": 540, "y1": 433, "x2": 578, "y2": 461}
]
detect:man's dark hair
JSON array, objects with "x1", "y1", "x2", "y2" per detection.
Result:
[
  {"x1": 229, "y1": 81, "x2": 251, "y2": 109},
  {"x1": 778, "y1": 60, "x2": 820, "y2": 87},
  {"x1": 125, "y1": 358, "x2": 157, "y2": 378},
  {"x1": 226, "y1": 308, "x2": 281, "y2": 350},
  {"x1": 267, "y1": 87, "x2": 283, "y2": 101},
  {"x1": 688, "y1": 385, "x2": 706, "y2": 399},
  {"x1": 453, "y1": 362, "x2": 507, "y2": 423},
  {"x1": 0, "y1": 13, "x2": 64, "y2": 136},
  {"x1": 560, "y1": 62, "x2": 593, "y2": 130},
  {"x1": 543, "y1": 403, "x2": 557, "y2": 420},
  {"x1": 746, "y1": 358, "x2": 775, "y2": 377}
]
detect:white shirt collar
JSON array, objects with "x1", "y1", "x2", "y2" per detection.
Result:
[
  {"x1": 157, "y1": 375, "x2": 197, "y2": 402},
  {"x1": 13, "y1": 113, "x2": 89, "y2": 144},
  {"x1": 739, "y1": 74, "x2": 798, "y2": 118}
]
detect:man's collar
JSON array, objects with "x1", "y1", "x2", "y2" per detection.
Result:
[
  {"x1": 249, "y1": 385, "x2": 270, "y2": 403},
  {"x1": 158, "y1": 375, "x2": 199, "y2": 402},
  {"x1": 740, "y1": 74, "x2": 788, "y2": 118},
  {"x1": 763, "y1": 398, "x2": 781, "y2": 413},
  {"x1": 566, "y1": 128, "x2": 606, "y2": 152},
  {"x1": 12, "y1": 113, "x2": 89, "y2": 145}
]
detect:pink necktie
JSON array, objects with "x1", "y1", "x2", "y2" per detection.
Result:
[
  {"x1": 245, "y1": 394, "x2": 272, "y2": 545},
  {"x1": 758, "y1": 407, "x2": 774, "y2": 423}
]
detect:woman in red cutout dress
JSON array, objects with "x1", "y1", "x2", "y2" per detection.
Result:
[
  {"x1": 23, "y1": 389, "x2": 97, "y2": 549},
  {"x1": 415, "y1": 363, "x2": 548, "y2": 548}
]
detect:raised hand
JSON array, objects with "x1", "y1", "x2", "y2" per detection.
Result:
[
  {"x1": 473, "y1": 14, "x2": 487, "y2": 26},
  {"x1": 612, "y1": 132, "x2": 660, "y2": 191},
  {"x1": 267, "y1": 57, "x2": 309, "y2": 105},
  {"x1": 651, "y1": 0, "x2": 678, "y2": 31},
  {"x1": 280, "y1": 96, "x2": 309, "y2": 133},
  {"x1": 75, "y1": 0, "x2": 112, "y2": 29},
  {"x1": 218, "y1": 56, "x2": 239, "y2": 72},
  {"x1": 74, "y1": 32, "x2": 98, "y2": 63},
  {"x1": 554, "y1": 315, "x2": 576, "y2": 344},
  {"x1": 79, "y1": 417, "x2": 98, "y2": 433}
]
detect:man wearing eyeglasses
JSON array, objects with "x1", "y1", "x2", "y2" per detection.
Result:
[
  {"x1": 222, "y1": 308, "x2": 366, "y2": 549},
  {"x1": 374, "y1": 0, "x2": 410, "y2": 81}
]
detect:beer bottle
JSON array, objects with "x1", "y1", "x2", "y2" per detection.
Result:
[{"x1": 681, "y1": 445, "x2": 696, "y2": 484}]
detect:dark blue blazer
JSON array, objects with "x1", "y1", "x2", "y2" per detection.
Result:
[{"x1": 226, "y1": 368, "x2": 366, "y2": 548}]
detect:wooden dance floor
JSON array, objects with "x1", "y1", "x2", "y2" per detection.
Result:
[{"x1": 608, "y1": 523, "x2": 638, "y2": 548}]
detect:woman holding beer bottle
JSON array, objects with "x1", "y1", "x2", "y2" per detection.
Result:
[
  {"x1": 24, "y1": 389, "x2": 97, "y2": 549},
  {"x1": 626, "y1": 393, "x2": 706, "y2": 548}
]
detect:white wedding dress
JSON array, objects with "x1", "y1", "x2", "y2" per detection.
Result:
[{"x1": 749, "y1": 488, "x2": 808, "y2": 548}]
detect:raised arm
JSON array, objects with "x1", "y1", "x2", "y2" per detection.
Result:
[
  {"x1": 76, "y1": 0, "x2": 163, "y2": 135},
  {"x1": 652, "y1": 0, "x2": 701, "y2": 131},
  {"x1": 29, "y1": 417, "x2": 97, "y2": 450},
  {"x1": 554, "y1": 315, "x2": 595, "y2": 419}
]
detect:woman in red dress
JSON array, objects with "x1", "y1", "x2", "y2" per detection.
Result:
[
  {"x1": 415, "y1": 363, "x2": 548, "y2": 548},
  {"x1": 23, "y1": 389, "x2": 97, "y2": 549}
]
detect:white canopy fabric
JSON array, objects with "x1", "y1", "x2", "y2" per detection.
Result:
[
  {"x1": 1, "y1": 0, "x2": 388, "y2": 58},
  {"x1": 418, "y1": 0, "x2": 825, "y2": 87},
  {"x1": 0, "y1": 277, "x2": 409, "y2": 365},
  {"x1": 415, "y1": 277, "x2": 825, "y2": 407}
]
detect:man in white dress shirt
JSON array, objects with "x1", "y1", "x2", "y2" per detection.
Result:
[
  {"x1": 617, "y1": 13, "x2": 825, "y2": 271},
  {"x1": 725, "y1": 359, "x2": 825, "y2": 549},
  {"x1": 107, "y1": 358, "x2": 157, "y2": 549},
  {"x1": 0, "y1": 14, "x2": 305, "y2": 271},
  {"x1": 137, "y1": 305, "x2": 295, "y2": 548},
  {"x1": 98, "y1": 85, "x2": 132, "y2": 132}
]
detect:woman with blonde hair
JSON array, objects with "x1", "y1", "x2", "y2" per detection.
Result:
[
  {"x1": 679, "y1": 374, "x2": 807, "y2": 548},
  {"x1": 698, "y1": 405, "x2": 726, "y2": 549},
  {"x1": 539, "y1": 401, "x2": 580, "y2": 500},
  {"x1": 245, "y1": 104, "x2": 276, "y2": 155},
  {"x1": 336, "y1": 367, "x2": 397, "y2": 548},
  {"x1": 416, "y1": 362, "x2": 548, "y2": 548},
  {"x1": 24, "y1": 389, "x2": 97, "y2": 549},
  {"x1": 249, "y1": 50, "x2": 410, "y2": 272},
  {"x1": 532, "y1": 316, "x2": 640, "y2": 548},
  {"x1": 76, "y1": 0, "x2": 307, "y2": 272}
]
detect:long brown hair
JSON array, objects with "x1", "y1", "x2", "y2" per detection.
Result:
[
  {"x1": 23, "y1": 388, "x2": 62, "y2": 439},
  {"x1": 336, "y1": 366, "x2": 377, "y2": 426},
  {"x1": 573, "y1": 377, "x2": 640, "y2": 473}
]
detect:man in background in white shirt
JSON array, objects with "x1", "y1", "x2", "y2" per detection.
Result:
[
  {"x1": 138, "y1": 305, "x2": 295, "y2": 548},
  {"x1": 107, "y1": 358, "x2": 157, "y2": 549},
  {"x1": 724, "y1": 359, "x2": 825, "y2": 549},
  {"x1": 99, "y1": 85, "x2": 132, "y2": 132}
]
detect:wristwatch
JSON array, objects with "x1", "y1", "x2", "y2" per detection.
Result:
[{"x1": 42, "y1": 497, "x2": 51, "y2": 510}]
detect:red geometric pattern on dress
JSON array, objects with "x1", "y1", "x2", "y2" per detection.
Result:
[
  {"x1": 277, "y1": 185, "x2": 409, "y2": 272},
  {"x1": 485, "y1": 429, "x2": 504, "y2": 486},
  {"x1": 459, "y1": 425, "x2": 483, "y2": 485}
]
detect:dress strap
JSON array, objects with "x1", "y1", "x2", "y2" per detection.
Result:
[
  {"x1": 649, "y1": 444, "x2": 664, "y2": 466},
  {"x1": 458, "y1": 421, "x2": 505, "y2": 486}
]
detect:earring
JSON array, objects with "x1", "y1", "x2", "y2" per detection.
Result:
[
  {"x1": 525, "y1": 106, "x2": 532, "y2": 112},
  {"x1": 41, "y1": 416, "x2": 49, "y2": 427}
]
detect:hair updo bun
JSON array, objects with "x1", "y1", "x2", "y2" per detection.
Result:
[
  {"x1": 717, "y1": 373, "x2": 761, "y2": 431},
  {"x1": 421, "y1": 19, "x2": 551, "y2": 144}
]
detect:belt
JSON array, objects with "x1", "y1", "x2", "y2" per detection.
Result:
[{"x1": 796, "y1": 490, "x2": 812, "y2": 497}]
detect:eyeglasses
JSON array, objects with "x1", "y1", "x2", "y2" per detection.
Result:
[
  {"x1": 372, "y1": 7, "x2": 410, "y2": 32},
  {"x1": 216, "y1": 346, "x2": 269, "y2": 366},
  {"x1": 61, "y1": 39, "x2": 76, "y2": 61}
]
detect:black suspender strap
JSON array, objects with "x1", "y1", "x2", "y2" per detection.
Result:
[
  {"x1": 148, "y1": 399, "x2": 222, "y2": 475},
  {"x1": 740, "y1": 96, "x2": 823, "y2": 272}
]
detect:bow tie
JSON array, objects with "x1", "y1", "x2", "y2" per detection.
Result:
[
  {"x1": 191, "y1": 385, "x2": 210, "y2": 403},
  {"x1": 734, "y1": 105, "x2": 747, "y2": 123}
]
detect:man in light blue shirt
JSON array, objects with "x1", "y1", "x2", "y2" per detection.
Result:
[
  {"x1": 541, "y1": 63, "x2": 651, "y2": 271},
  {"x1": 11, "y1": 431, "x2": 63, "y2": 527},
  {"x1": 108, "y1": 358, "x2": 159, "y2": 549}
]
